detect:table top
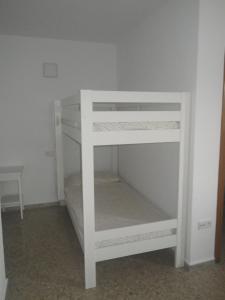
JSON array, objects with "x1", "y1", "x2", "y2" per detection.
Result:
[{"x1": 0, "y1": 165, "x2": 24, "y2": 174}]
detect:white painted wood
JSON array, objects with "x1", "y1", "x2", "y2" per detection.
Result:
[
  {"x1": 0, "y1": 165, "x2": 24, "y2": 219},
  {"x1": 62, "y1": 111, "x2": 80, "y2": 125},
  {"x1": 54, "y1": 101, "x2": 65, "y2": 201},
  {"x1": 18, "y1": 176, "x2": 23, "y2": 219},
  {"x1": 66, "y1": 202, "x2": 84, "y2": 252},
  {"x1": 95, "y1": 219, "x2": 177, "y2": 242},
  {"x1": 111, "y1": 146, "x2": 118, "y2": 174},
  {"x1": 0, "y1": 278, "x2": 8, "y2": 300},
  {"x1": 181, "y1": 93, "x2": 191, "y2": 264},
  {"x1": 62, "y1": 124, "x2": 81, "y2": 144},
  {"x1": 175, "y1": 93, "x2": 190, "y2": 268},
  {"x1": 61, "y1": 119, "x2": 78, "y2": 128},
  {"x1": 110, "y1": 104, "x2": 119, "y2": 175},
  {"x1": 84, "y1": 90, "x2": 184, "y2": 103},
  {"x1": 0, "y1": 203, "x2": 7, "y2": 300},
  {"x1": 56, "y1": 90, "x2": 190, "y2": 288},
  {"x1": 95, "y1": 234, "x2": 177, "y2": 262},
  {"x1": 93, "y1": 130, "x2": 180, "y2": 146},
  {"x1": 92, "y1": 111, "x2": 181, "y2": 122},
  {"x1": 80, "y1": 90, "x2": 96, "y2": 289},
  {"x1": 61, "y1": 93, "x2": 80, "y2": 106}
]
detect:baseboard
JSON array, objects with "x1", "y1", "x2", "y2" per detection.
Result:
[
  {"x1": 25, "y1": 201, "x2": 60, "y2": 210},
  {"x1": 1, "y1": 201, "x2": 60, "y2": 213},
  {"x1": 59, "y1": 200, "x2": 66, "y2": 206},
  {"x1": 184, "y1": 256, "x2": 215, "y2": 269},
  {"x1": 1, "y1": 278, "x2": 8, "y2": 300}
]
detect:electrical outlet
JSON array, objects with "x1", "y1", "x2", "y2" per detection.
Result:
[{"x1": 198, "y1": 220, "x2": 212, "y2": 230}]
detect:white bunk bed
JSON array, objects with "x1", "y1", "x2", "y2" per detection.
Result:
[{"x1": 54, "y1": 90, "x2": 190, "y2": 289}]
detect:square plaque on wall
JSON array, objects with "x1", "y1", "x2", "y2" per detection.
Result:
[{"x1": 43, "y1": 62, "x2": 58, "y2": 78}]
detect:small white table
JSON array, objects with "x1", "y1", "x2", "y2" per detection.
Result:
[{"x1": 0, "y1": 166, "x2": 24, "y2": 219}]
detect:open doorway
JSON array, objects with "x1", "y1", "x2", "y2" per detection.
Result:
[{"x1": 215, "y1": 56, "x2": 225, "y2": 262}]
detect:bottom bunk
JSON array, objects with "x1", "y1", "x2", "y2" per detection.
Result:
[{"x1": 64, "y1": 172, "x2": 177, "y2": 262}]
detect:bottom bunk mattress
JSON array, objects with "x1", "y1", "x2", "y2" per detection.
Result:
[{"x1": 64, "y1": 173, "x2": 175, "y2": 248}]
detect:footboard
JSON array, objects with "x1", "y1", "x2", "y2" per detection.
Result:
[
  {"x1": 95, "y1": 219, "x2": 177, "y2": 262},
  {"x1": 81, "y1": 90, "x2": 186, "y2": 146}
]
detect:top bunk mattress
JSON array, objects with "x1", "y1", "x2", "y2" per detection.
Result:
[{"x1": 64, "y1": 173, "x2": 171, "y2": 232}]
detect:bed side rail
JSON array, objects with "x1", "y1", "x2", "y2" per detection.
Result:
[
  {"x1": 61, "y1": 93, "x2": 80, "y2": 106},
  {"x1": 95, "y1": 219, "x2": 177, "y2": 262},
  {"x1": 60, "y1": 94, "x2": 81, "y2": 144}
]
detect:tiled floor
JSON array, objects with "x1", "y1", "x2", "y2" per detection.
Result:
[{"x1": 2, "y1": 206, "x2": 225, "y2": 300}]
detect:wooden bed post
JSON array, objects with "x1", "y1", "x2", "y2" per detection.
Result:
[
  {"x1": 175, "y1": 93, "x2": 190, "y2": 267},
  {"x1": 54, "y1": 100, "x2": 64, "y2": 201},
  {"x1": 111, "y1": 146, "x2": 118, "y2": 175},
  {"x1": 81, "y1": 91, "x2": 96, "y2": 289},
  {"x1": 111, "y1": 104, "x2": 118, "y2": 175}
]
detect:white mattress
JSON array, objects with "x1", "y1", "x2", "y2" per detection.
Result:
[
  {"x1": 64, "y1": 173, "x2": 174, "y2": 248},
  {"x1": 65, "y1": 171, "x2": 120, "y2": 187}
]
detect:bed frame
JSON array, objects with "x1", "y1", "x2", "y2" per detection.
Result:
[{"x1": 54, "y1": 90, "x2": 190, "y2": 289}]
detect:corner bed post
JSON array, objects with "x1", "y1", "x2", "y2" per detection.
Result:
[
  {"x1": 175, "y1": 93, "x2": 190, "y2": 267},
  {"x1": 80, "y1": 91, "x2": 96, "y2": 289},
  {"x1": 54, "y1": 100, "x2": 64, "y2": 201}
]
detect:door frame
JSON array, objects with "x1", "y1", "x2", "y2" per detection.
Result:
[{"x1": 215, "y1": 56, "x2": 225, "y2": 262}]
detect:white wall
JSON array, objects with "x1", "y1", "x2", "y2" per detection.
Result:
[
  {"x1": 117, "y1": 0, "x2": 198, "y2": 92},
  {"x1": 117, "y1": 0, "x2": 199, "y2": 221},
  {"x1": 188, "y1": 0, "x2": 225, "y2": 265},
  {"x1": 119, "y1": 144, "x2": 179, "y2": 218},
  {"x1": 0, "y1": 35, "x2": 117, "y2": 205},
  {"x1": 0, "y1": 213, "x2": 7, "y2": 300},
  {"x1": 1, "y1": 0, "x2": 224, "y2": 268},
  {"x1": 117, "y1": 0, "x2": 225, "y2": 265}
]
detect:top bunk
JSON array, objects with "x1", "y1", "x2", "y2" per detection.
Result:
[{"x1": 55, "y1": 90, "x2": 190, "y2": 146}]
